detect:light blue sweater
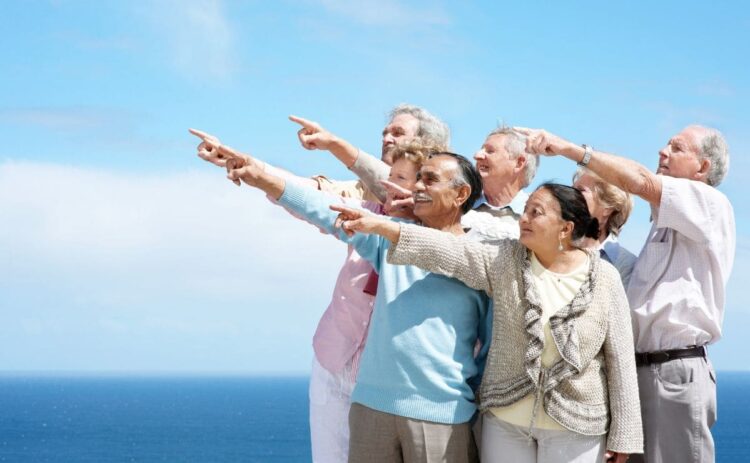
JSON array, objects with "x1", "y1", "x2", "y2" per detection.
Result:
[{"x1": 278, "y1": 182, "x2": 491, "y2": 424}]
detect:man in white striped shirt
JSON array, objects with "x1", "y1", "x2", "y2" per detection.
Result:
[{"x1": 518, "y1": 125, "x2": 735, "y2": 463}]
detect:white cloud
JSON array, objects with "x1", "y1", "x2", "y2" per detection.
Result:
[
  {"x1": 0, "y1": 160, "x2": 347, "y2": 371},
  {"x1": 140, "y1": 0, "x2": 237, "y2": 81},
  {"x1": 0, "y1": 107, "x2": 121, "y2": 131}
]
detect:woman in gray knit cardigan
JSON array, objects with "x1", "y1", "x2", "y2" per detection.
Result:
[{"x1": 331, "y1": 183, "x2": 642, "y2": 463}]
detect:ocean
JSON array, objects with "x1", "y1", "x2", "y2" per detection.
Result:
[{"x1": 1, "y1": 372, "x2": 748, "y2": 462}]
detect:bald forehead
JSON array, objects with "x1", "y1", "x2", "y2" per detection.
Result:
[{"x1": 675, "y1": 126, "x2": 708, "y2": 150}]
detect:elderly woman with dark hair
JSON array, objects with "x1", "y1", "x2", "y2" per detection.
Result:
[
  {"x1": 332, "y1": 183, "x2": 643, "y2": 463},
  {"x1": 573, "y1": 168, "x2": 637, "y2": 287}
]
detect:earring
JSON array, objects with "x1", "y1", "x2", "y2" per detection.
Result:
[{"x1": 558, "y1": 236, "x2": 564, "y2": 252}]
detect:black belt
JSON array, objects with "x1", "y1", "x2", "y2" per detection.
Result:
[{"x1": 635, "y1": 346, "x2": 706, "y2": 367}]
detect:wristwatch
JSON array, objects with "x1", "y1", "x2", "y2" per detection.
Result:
[{"x1": 578, "y1": 144, "x2": 592, "y2": 167}]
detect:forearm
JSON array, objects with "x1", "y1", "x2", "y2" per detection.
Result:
[
  {"x1": 258, "y1": 161, "x2": 320, "y2": 190},
  {"x1": 387, "y1": 223, "x2": 496, "y2": 294},
  {"x1": 559, "y1": 145, "x2": 661, "y2": 206},
  {"x1": 350, "y1": 149, "x2": 390, "y2": 203},
  {"x1": 326, "y1": 136, "x2": 360, "y2": 168},
  {"x1": 248, "y1": 170, "x2": 286, "y2": 200},
  {"x1": 371, "y1": 220, "x2": 401, "y2": 243}
]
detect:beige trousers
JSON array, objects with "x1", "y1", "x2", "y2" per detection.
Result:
[
  {"x1": 629, "y1": 357, "x2": 717, "y2": 463},
  {"x1": 347, "y1": 402, "x2": 478, "y2": 463}
]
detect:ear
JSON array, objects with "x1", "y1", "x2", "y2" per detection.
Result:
[
  {"x1": 560, "y1": 220, "x2": 575, "y2": 240},
  {"x1": 515, "y1": 154, "x2": 528, "y2": 172},
  {"x1": 695, "y1": 157, "x2": 711, "y2": 183},
  {"x1": 454, "y1": 184, "x2": 472, "y2": 209}
]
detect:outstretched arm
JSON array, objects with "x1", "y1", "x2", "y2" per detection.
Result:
[
  {"x1": 190, "y1": 128, "x2": 320, "y2": 190},
  {"x1": 515, "y1": 127, "x2": 662, "y2": 207},
  {"x1": 290, "y1": 115, "x2": 391, "y2": 202}
]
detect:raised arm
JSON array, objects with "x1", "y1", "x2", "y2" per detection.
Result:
[
  {"x1": 290, "y1": 116, "x2": 390, "y2": 202},
  {"x1": 515, "y1": 127, "x2": 662, "y2": 207}
]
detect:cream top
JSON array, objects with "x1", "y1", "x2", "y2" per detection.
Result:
[{"x1": 491, "y1": 252, "x2": 589, "y2": 430}]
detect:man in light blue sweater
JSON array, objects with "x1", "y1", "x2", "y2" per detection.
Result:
[{"x1": 218, "y1": 145, "x2": 491, "y2": 463}]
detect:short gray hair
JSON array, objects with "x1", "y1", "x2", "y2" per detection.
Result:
[
  {"x1": 692, "y1": 125, "x2": 730, "y2": 186},
  {"x1": 487, "y1": 125, "x2": 539, "y2": 187},
  {"x1": 389, "y1": 104, "x2": 450, "y2": 150}
]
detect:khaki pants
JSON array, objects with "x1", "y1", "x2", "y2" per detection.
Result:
[
  {"x1": 629, "y1": 357, "x2": 717, "y2": 463},
  {"x1": 347, "y1": 402, "x2": 477, "y2": 463}
]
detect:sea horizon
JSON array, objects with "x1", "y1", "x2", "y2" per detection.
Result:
[{"x1": 2, "y1": 372, "x2": 748, "y2": 462}]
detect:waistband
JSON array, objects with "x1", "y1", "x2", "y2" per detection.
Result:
[{"x1": 635, "y1": 345, "x2": 706, "y2": 367}]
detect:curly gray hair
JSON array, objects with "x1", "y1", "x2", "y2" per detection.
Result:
[
  {"x1": 487, "y1": 125, "x2": 539, "y2": 187},
  {"x1": 691, "y1": 125, "x2": 730, "y2": 187},
  {"x1": 389, "y1": 104, "x2": 450, "y2": 150}
]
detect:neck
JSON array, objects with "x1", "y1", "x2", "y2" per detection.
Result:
[
  {"x1": 533, "y1": 246, "x2": 586, "y2": 272},
  {"x1": 482, "y1": 176, "x2": 523, "y2": 207},
  {"x1": 421, "y1": 212, "x2": 465, "y2": 236},
  {"x1": 598, "y1": 228, "x2": 610, "y2": 245}
]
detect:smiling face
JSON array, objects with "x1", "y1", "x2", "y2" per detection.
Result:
[
  {"x1": 381, "y1": 114, "x2": 420, "y2": 165},
  {"x1": 383, "y1": 158, "x2": 420, "y2": 220},
  {"x1": 657, "y1": 126, "x2": 707, "y2": 181},
  {"x1": 412, "y1": 155, "x2": 465, "y2": 225},
  {"x1": 473, "y1": 134, "x2": 525, "y2": 189},
  {"x1": 518, "y1": 188, "x2": 570, "y2": 254}
]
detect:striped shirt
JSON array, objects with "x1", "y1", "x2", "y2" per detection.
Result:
[{"x1": 627, "y1": 175, "x2": 736, "y2": 353}]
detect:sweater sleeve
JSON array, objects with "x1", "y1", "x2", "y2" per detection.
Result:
[
  {"x1": 349, "y1": 149, "x2": 390, "y2": 203},
  {"x1": 602, "y1": 271, "x2": 644, "y2": 454},
  {"x1": 387, "y1": 222, "x2": 502, "y2": 295},
  {"x1": 277, "y1": 181, "x2": 385, "y2": 271}
]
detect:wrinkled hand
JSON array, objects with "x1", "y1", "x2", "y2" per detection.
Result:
[
  {"x1": 289, "y1": 115, "x2": 338, "y2": 151},
  {"x1": 381, "y1": 179, "x2": 414, "y2": 215},
  {"x1": 330, "y1": 204, "x2": 386, "y2": 237},
  {"x1": 189, "y1": 128, "x2": 253, "y2": 185},
  {"x1": 513, "y1": 126, "x2": 577, "y2": 158},
  {"x1": 225, "y1": 157, "x2": 266, "y2": 188},
  {"x1": 604, "y1": 451, "x2": 629, "y2": 463}
]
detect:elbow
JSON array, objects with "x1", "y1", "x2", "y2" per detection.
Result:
[{"x1": 626, "y1": 169, "x2": 660, "y2": 204}]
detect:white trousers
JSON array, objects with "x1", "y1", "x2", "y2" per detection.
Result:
[
  {"x1": 309, "y1": 357, "x2": 355, "y2": 463},
  {"x1": 481, "y1": 413, "x2": 606, "y2": 463}
]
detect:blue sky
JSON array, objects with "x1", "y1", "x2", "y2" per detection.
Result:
[{"x1": 1, "y1": 0, "x2": 747, "y2": 373}]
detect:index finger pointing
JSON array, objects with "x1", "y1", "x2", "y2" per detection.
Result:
[
  {"x1": 189, "y1": 128, "x2": 211, "y2": 140},
  {"x1": 288, "y1": 115, "x2": 318, "y2": 129},
  {"x1": 380, "y1": 179, "x2": 411, "y2": 194}
]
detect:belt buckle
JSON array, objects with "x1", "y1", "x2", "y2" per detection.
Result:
[{"x1": 649, "y1": 351, "x2": 670, "y2": 363}]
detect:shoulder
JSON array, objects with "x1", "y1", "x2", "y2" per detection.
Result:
[{"x1": 660, "y1": 175, "x2": 732, "y2": 211}]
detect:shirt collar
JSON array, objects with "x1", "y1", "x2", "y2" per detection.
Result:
[{"x1": 473, "y1": 190, "x2": 529, "y2": 215}]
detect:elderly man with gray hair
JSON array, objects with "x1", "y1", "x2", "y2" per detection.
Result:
[
  {"x1": 289, "y1": 103, "x2": 450, "y2": 201},
  {"x1": 345, "y1": 124, "x2": 540, "y2": 241},
  {"x1": 518, "y1": 124, "x2": 735, "y2": 463}
]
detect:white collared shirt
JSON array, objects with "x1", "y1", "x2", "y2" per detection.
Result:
[
  {"x1": 627, "y1": 175, "x2": 736, "y2": 352},
  {"x1": 461, "y1": 191, "x2": 529, "y2": 242}
]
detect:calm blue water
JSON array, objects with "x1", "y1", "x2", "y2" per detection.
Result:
[{"x1": 0, "y1": 372, "x2": 748, "y2": 462}]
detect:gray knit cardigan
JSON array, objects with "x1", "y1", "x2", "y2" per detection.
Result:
[{"x1": 388, "y1": 223, "x2": 643, "y2": 454}]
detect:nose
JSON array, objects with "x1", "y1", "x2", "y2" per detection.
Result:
[
  {"x1": 383, "y1": 132, "x2": 395, "y2": 145},
  {"x1": 474, "y1": 149, "x2": 485, "y2": 160}
]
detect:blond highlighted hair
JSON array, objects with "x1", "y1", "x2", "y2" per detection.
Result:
[{"x1": 573, "y1": 168, "x2": 633, "y2": 236}]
